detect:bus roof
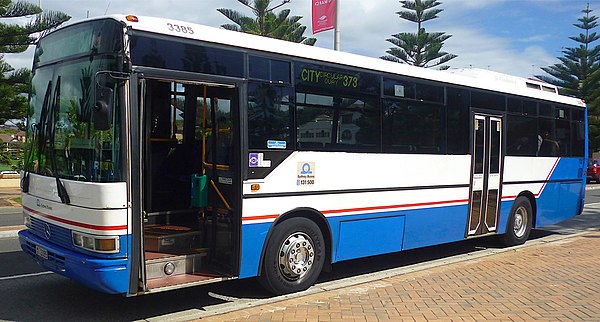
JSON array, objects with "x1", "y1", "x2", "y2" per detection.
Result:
[{"x1": 83, "y1": 15, "x2": 586, "y2": 108}]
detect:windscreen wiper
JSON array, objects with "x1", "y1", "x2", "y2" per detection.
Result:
[
  {"x1": 48, "y1": 77, "x2": 70, "y2": 204},
  {"x1": 21, "y1": 81, "x2": 52, "y2": 193}
]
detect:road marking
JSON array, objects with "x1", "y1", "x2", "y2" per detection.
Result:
[{"x1": 0, "y1": 271, "x2": 53, "y2": 281}]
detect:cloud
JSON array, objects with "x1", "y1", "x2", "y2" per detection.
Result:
[{"x1": 443, "y1": 26, "x2": 556, "y2": 77}]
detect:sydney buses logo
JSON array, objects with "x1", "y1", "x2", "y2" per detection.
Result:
[{"x1": 36, "y1": 199, "x2": 53, "y2": 211}]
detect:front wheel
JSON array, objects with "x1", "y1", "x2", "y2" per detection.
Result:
[
  {"x1": 258, "y1": 217, "x2": 324, "y2": 295},
  {"x1": 500, "y1": 196, "x2": 532, "y2": 246}
]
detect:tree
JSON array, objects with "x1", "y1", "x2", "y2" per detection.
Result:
[
  {"x1": 382, "y1": 0, "x2": 456, "y2": 70},
  {"x1": 537, "y1": 4, "x2": 600, "y2": 153},
  {"x1": 217, "y1": 0, "x2": 317, "y2": 46},
  {"x1": 0, "y1": 1, "x2": 70, "y2": 123},
  {"x1": 0, "y1": 0, "x2": 71, "y2": 54}
]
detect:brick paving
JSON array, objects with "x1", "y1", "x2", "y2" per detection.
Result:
[{"x1": 204, "y1": 231, "x2": 600, "y2": 321}]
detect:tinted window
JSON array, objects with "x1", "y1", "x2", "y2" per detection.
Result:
[
  {"x1": 471, "y1": 91, "x2": 505, "y2": 111},
  {"x1": 130, "y1": 35, "x2": 243, "y2": 77},
  {"x1": 572, "y1": 121, "x2": 585, "y2": 157},
  {"x1": 507, "y1": 115, "x2": 538, "y2": 156},
  {"x1": 382, "y1": 99, "x2": 443, "y2": 154},
  {"x1": 539, "y1": 103, "x2": 554, "y2": 118},
  {"x1": 248, "y1": 56, "x2": 269, "y2": 80},
  {"x1": 247, "y1": 83, "x2": 292, "y2": 149},
  {"x1": 249, "y1": 56, "x2": 291, "y2": 83},
  {"x1": 296, "y1": 92, "x2": 380, "y2": 152},
  {"x1": 417, "y1": 83, "x2": 444, "y2": 103},
  {"x1": 538, "y1": 118, "x2": 559, "y2": 157},
  {"x1": 555, "y1": 120, "x2": 571, "y2": 156},
  {"x1": 507, "y1": 98, "x2": 536, "y2": 115},
  {"x1": 446, "y1": 88, "x2": 469, "y2": 154}
]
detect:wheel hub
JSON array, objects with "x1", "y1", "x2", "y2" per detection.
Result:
[
  {"x1": 513, "y1": 206, "x2": 527, "y2": 238},
  {"x1": 278, "y1": 232, "x2": 315, "y2": 281}
]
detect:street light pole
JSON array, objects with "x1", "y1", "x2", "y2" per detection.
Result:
[{"x1": 334, "y1": 0, "x2": 340, "y2": 51}]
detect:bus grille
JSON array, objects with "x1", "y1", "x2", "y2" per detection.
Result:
[
  {"x1": 22, "y1": 240, "x2": 66, "y2": 271},
  {"x1": 29, "y1": 216, "x2": 73, "y2": 250}
]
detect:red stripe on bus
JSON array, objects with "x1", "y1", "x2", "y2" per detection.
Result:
[
  {"x1": 23, "y1": 206, "x2": 128, "y2": 231},
  {"x1": 242, "y1": 198, "x2": 469, "y2": 222}
]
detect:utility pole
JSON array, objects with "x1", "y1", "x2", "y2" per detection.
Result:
[{"x1": 334, "y1": 0, "x2": 340, "y2": 51}]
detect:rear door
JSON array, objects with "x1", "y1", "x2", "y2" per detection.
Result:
[{"x1": 467, "y1": 113, "x2": 503, "y2": 237}]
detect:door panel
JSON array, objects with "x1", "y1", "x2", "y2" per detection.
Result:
[{"x1": 468, "y1": 114, "x2": 503, "y2": 237}]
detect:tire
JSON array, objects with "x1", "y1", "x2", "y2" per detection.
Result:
[
  {"x1": 500, "y1": 196, "x2": 533, "y2": 246},
  {"x1": 258, "y1": 217, "x2": 325, "y2": 295}
]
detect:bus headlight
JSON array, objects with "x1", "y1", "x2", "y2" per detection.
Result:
[{"x1": 72, "y1": 232, "x2": 119, "y2": 253}]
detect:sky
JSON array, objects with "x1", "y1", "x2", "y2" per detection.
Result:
[{"x1": 3, "y1": 0, "x2": 600, "y2": 79}]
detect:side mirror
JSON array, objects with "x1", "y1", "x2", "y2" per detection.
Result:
[{"x1": 94, "y1": 85, "x2": 113, "y2": 131}]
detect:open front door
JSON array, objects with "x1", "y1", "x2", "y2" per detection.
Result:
[
  {"x1": 467, "y1": 114, "x2": 503, "y2": 237},
  {"x1": 137, "y1": 77, "x2": 240, "y2": 292}
]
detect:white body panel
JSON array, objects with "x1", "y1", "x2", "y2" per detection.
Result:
[
  {"x1": 26, "y1": 173, "x2": 127, "y2": 209},
  {"x1": 22, "y1": 193, "x2": 128, "y2": 235},
  {"x1": 242, "y1": 153, "x2": 562, "y2": 224}
]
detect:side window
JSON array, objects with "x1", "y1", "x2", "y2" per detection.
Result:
[
  {"x1": 296, "y1": 92, "x2": 380, "y2": 152},
  {"x1": 506, "y1": 114, "x2": 538, "y2": 156},
  {"x1": 247, "y1": 82, "x2": 292, "y2": 149},
  {"x1": 471, "y1": 91, "x2": 506, "y2": 111},
  {"x1": 572, "y1": 108, "x2": 585, "y2": 157},
  {"x1": 555, "y1": 119, "x2": 571, "y2": 156},
  {"x1": 446, "y1": 87, "x2": 469, "y2": 154},
  {"x1": 248, "y1": 56, "x2": 291, "y2": 84},
  {"x1": 382, "y1": 99, "x2": 443, "y2": 154},
  {"x1": 538, "y1": 118, "x2": 559, "y2": 157}
]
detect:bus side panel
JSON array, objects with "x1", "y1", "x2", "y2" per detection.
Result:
[
  {"x1": 239, "y1": 222, "x2": 271, "y2": 278},
  {"x1": 329, "y1": 212, "x2": 405, "y2": 262},
  {"x1": 401, "y1": 204, "x2": 469, "y2": 251}
]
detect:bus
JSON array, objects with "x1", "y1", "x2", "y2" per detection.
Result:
[{"x1": 19, "y1": 15, "x2": 587, "y2": 296}]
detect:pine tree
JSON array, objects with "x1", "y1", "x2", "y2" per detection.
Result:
[
  {"x1": 0, "y1": 0, "x2": 70, "y2": 123},
  {"x1": 0, "y1": 0, "x2": 70, "y2": 54},
  {"x1": 538, "y1": 4, "x2": 600, "y2": 99},
  {"x1": 382, "y1": 0, "x2": 456, "y2": 70},
  {"x1": 537, "y1": 4, "x2": 600, "y2": 153},
  {"x1": 218, "y1": 0, "x2": 316, "y2": 46}
]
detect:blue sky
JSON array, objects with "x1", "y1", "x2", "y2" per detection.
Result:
[{"x1": 3, "y1": 0, "x2": 599, "y2": 78}]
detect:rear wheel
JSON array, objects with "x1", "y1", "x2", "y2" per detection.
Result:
[
  {"x1": 258, "y1": 217, "x2": 324, "y2": 295},
  {"x1": 500, "y1": 196, "x2": 532, "y2": 246}
]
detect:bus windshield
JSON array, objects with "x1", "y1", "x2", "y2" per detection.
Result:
[{"x1": 24, "y1": 19, "x2": 125, "y2": 182}]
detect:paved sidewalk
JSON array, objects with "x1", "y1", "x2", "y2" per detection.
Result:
[{"x1": 204, "y1": 208, "x2": 600, "y2": 322}]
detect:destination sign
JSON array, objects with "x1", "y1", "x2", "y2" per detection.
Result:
[
  {"x1": 294, "y1": 63, "x2": 379, "y2": 94},
  {"x1": 300, "y1": 67, "x2": 358, "y2": 88}
]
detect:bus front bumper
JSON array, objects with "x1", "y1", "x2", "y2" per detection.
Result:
[{"x1": 19, "y1": 229, "x2": 129, "y2": 295}]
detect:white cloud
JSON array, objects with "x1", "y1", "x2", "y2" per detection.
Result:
[{"x1": 443, "y1": 26, "x2": 557, "y2": 78}]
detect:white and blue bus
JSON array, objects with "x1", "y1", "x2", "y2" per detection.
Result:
[{"x1": 19, "y1": 15, "x2": 587, "y2": 296}]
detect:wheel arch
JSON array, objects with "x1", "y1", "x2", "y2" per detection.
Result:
[
  {"x1": 257, "y1": 207, "x2": 333, "y2": 276},
  {"x1": 516, "y1": 191, "x2": 537, "y2": 228}
]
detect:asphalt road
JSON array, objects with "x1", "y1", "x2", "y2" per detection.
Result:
[{"x1": 0, "y1": 188, "x2": 598, "y2": 321}]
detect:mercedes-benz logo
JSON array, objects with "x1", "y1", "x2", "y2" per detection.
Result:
[{"x1": 44, "y1": 223, "x2": 52, "y2": 240}]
